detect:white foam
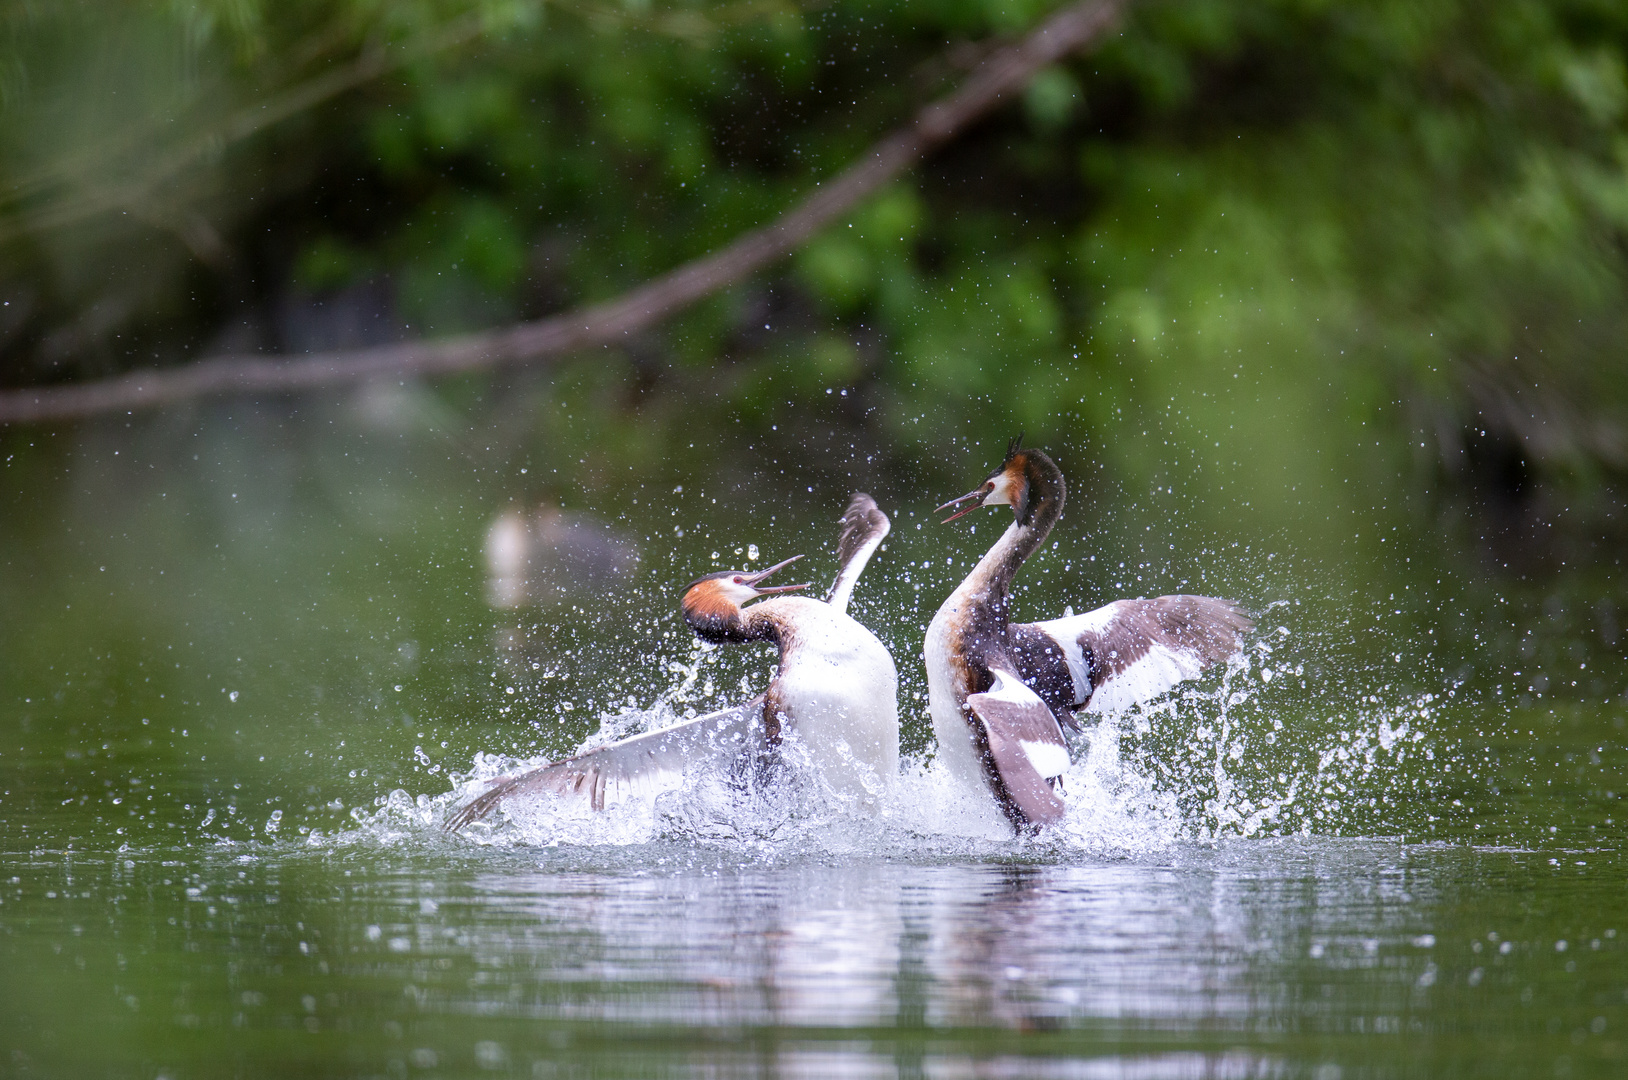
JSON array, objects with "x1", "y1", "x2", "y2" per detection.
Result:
[{"x1": 348, "y1": 629, "x2": 1446, "y2": 859}]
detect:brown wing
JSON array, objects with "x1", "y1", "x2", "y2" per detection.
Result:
[
  {"x1": 443, "y1": 697, "x2": 766, "y2": 832},
  {"x1": 964, "y1": 671, "x2": 1068, "y2": 828},
  {"x1": 826, "y1": 493, "x2": 890, "y2": 614},
  {"x1": 1017, "y1": 595, "x2": 1252, "y2": 717}
]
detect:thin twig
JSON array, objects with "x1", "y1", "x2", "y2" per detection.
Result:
[{"x1": 0, "y1": 0, "x2": 1124, "y2": 425}]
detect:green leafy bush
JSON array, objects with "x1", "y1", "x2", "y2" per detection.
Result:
[{"x1": 1, "y1": 0, "x2": 1626, "y2": 559}]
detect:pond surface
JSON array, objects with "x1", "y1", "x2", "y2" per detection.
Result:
[
  {"x1": 3, "y1": 402, "x2": 1626, "y2": 1077},
  {"x1": 4, "y1": 839, "x2": 1626, "y2": 1077}
]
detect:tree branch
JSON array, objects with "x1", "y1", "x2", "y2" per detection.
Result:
[{"x1": 0, "y1": 0, "x2": 1124, "y2": 425}]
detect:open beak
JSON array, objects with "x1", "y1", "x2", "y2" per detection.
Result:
[
  {"x1": 742, "y1": 554, "x2": 810, "y2": 594},
  {"x1": 935, "y1": 488, "x2": 986, "y2": 524}
]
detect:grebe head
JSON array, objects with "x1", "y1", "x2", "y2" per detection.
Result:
[
  {"x1": 681, "y1": 555, "x2": 810, "y2": 638},
  {"x1": 936, "y1": 435, "x2": 1056, "y2": 526}
]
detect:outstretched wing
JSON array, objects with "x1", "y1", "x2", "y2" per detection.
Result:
[
  {"x1": 826, "y1": 492, "x2": 890, "y2": 614},
  {"x1": 1012, "y1": 595, "x2": 1252, "y2": 720},
  {"x1": 965, "y1": 670, "x2": 1068, "y2": 827},
  {"x1": 444, "y1": 698, "x2": 766, "y2": 831}
]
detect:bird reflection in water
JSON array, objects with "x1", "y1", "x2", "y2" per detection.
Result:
[{"x1": 929, "y1": 865, "x2": 1074, "y2": 1033}]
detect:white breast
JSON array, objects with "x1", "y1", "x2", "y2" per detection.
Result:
[
  {"x1": 762, "y1": 598, "x2": 899, "y2": 799},
  {"x1": 921, "y1": 519, "x2": 1040, "y2": 832},
  {"x1": 923, "y1": 592, "x2": 985, "y2": 791}
]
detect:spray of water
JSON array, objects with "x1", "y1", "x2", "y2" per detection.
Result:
[{"x1": 337, "y1": 605, "x2": 1452, "y2": 857}]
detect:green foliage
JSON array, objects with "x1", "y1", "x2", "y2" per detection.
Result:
[
  {"x1": 1024, "y1": 64, "x2": 1082, "y2": 130},
  {"x1": 2, "y1": 0, "x2": 1627, "y2": 565}
]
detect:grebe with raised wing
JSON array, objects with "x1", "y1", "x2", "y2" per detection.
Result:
[
  {"x1": 446, "y1": 494, "x2": 897, "y2": 831},
  {"x1": 926, "y1": 439, "x2": 1251, "y2": 831}
]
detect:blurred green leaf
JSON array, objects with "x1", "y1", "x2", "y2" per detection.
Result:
[
  {"x1": 1024, "y1": 65, "x2": 1080, "y2": 131},
  {"x1": 0, "y1": 0, "x2": 1625, "y2": 573}
]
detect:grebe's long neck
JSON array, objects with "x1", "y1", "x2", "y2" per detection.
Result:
[
  {"x1": 741, "y1": 607, "x2": 788, "y2": 654},
  {"x1": 684, "y1": 592, "x2": 786, "y2": 656},
  {"x1": 948, "y1": 459, "x2": 1065, "y2": 636}
]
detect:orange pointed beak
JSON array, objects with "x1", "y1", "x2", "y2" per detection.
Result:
[
  {"x1": 741, "y1": 555, "x2": 810, "y2": 593},
  {"x1": 935, "y1": 487, "x2": 987, "y2": 524}
]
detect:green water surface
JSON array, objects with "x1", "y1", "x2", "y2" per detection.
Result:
[{"x1": 3, "y1": 398, "x2": 1626, "y2": 1078}]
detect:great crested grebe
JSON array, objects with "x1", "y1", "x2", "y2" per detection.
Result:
[
  {"x1": 445, "y1": 493, "x2": 898, "y2": 831},
  {"x1": 925, "y1": 439, "x2": 1252, "y2": 831}
]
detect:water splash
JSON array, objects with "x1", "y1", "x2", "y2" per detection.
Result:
[
  {"x1": 345, "y1": 615, "x2": 1455, "y2": 857},
  {"x1": 1100, "y1": 621, "x2": 1452, "y2": 841}
]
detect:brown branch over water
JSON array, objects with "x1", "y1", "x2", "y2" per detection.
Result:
[{"x1": 0, "y1": 0, "x2": 1124, "y2": 425}]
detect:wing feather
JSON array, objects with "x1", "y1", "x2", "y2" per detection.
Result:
[
  {"x1": 443, "y1": 698, "x2": 766, "y2": 831},
  {"x1": 826, "y1": 493, "x2": 889, "y2": 614},
  {"x1": 1015, "y1": 595, "x2": 1252, "y2": 717},
  {"x1": 965, "y1": 671, "x2": 1068, "y2": 826}
]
